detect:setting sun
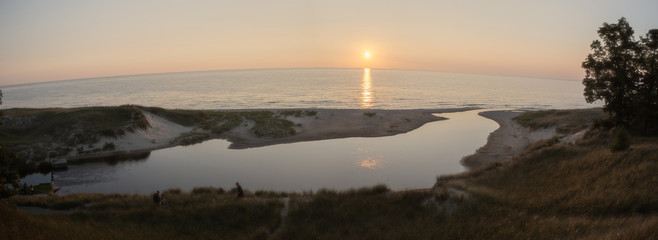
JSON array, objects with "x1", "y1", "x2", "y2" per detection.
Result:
[{"x1": 364, "y1": 52, "x2": 371, "y2": 59}]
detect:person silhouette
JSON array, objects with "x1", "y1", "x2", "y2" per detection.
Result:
[
  {"x1": 160, "y1": 193, "x2": 167, "y2": 207},
  {"x1": 153, "y1": 190, "x2": 161, "y2": 204},
  {"x1": 236, "y1": 182, "x2": 244, "y2": 198}
]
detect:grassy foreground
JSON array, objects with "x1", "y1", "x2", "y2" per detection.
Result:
[{"x1": 2, "y1": 109, "x2": 657, "y2": 239}]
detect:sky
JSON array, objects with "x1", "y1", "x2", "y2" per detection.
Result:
[{"x1": 1, "y1": 0, "x2": 657, "y2": 86}]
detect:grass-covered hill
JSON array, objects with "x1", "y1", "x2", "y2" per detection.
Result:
[
  {"x1": 0, "y1": 106, "x2": 150, "y2": 161},
  {"x1": 1, "y1": 109, "x2": 657, "y2": 239},
  {"x1": 0, "y1": 105, "x2": 312, "y2": 174}
]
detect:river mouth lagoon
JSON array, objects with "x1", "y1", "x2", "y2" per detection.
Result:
[
  {"x1": 25, "y1": 110, "x2": 498, "y2": 194},
  {"x1": 6, "y1": 68, "x2": 593, "y2": 194}
]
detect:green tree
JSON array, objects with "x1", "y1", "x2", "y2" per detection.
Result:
[
  {"x1": 0, "y1": 90, "x2": 21, "y2": 198},
  {"x1": 582, "y1": 17, "x2": 641, "y2": 126},
  {"x1": 636, "y1": 29, "x2": 658, "y2": 132}
]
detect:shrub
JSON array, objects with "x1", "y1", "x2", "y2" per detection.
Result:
[
  {"x1": 364, "y1": 112, "x2": 377, "y2": 117},
  {"x1": 99, "y1": 129, "x2": 118, "y2": 139},
  {"x1": 164, "y1": 188, "x2": 181, "y2": 195},
  {"x1": 102, "y1": 142, "x2": 116, "y2": 151},
  {"x1": 611, "y1": 127, "x2": 630, "y2": 152},
  {"x1": 171, "y1": 131, "x2": 210, "y2": 145},
  {"x1": 191, "y1": 186, "x2": 217, "y2": 195},
  {"x1": 37, "y1": 161, "x2": 51, "y2": 173}
]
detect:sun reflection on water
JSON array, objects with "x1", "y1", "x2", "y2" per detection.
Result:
[
  {"x1": 354, "y1": 147, "x2": 384, "y2": 169},
  {"x1": 358, "y1": 157, "x2": 383, "y2": 169},
  {"x1": 361, "y1": 68, "x2": 373, "y2": 109}
]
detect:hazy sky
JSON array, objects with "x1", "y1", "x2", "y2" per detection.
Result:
[{"x1": 1, "y1": 0, "x2": 657, "y2": 86}]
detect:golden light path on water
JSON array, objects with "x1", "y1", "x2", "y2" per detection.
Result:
[
  {"x1": 361, "y1": 68, "x2": 373, "y2": 109},
  {"x1": 358, "y1": 68, "x2": 383, "y2": 169},
  {"x1": 354, "y1": 147, "x2": 384, "y2": 169}
]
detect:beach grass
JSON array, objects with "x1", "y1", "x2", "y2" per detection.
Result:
[
  {"x1": 169, "y1": 131, "x2": 210, "y2": 145},
  {"x1": 0, "y1": 106, "x2": 310, "y2": 175},
  {"x1": 142, "y1": 107, "x2": 298, "y2": 137},
  {"x1": 0, "y1": 105, "x2": 148, "y2": 147},
  {"x1": 279, "y1": 110, "x2": 317, "y2": 118},
  {"x1": 3, "y1": 188, "x2": 284, "y2": 240},
  {"x1": 513, "y1": 108, "x2": 606, "y2": 134}
]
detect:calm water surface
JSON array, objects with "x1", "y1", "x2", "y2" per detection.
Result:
[
  {"x1": 2, "y1": 68, "x2": 592, "y2": 110},
  {"x1": 26, "y1": 110, "x2": 498, "y2": 194}
]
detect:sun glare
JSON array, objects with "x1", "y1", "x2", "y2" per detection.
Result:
[{"x1": 364, "y1": 52, "x2": 371, "y2": 58}]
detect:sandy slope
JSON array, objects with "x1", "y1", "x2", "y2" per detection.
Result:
[
  {"x1": 460, "y1": 110, "x2": 557, "y2": 170},
  {"x1": 76, "y1": 110, "x2": 194, "y2": 159}
]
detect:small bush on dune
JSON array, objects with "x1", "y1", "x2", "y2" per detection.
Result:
[
  {"x1": 102, "y1": 142, "x2": 115, "y2": 151},
  {"x1": 164, "y1": 188, "x2": 181, "y2": 195},
  {"x1": 254, "y1": 190, "x2": 288, "y2": 198},
  {"x1": 191, "y1": 186, "x2": 218, "y2": 195},
  {"x1": 611, "y1": 127, "x2": 630, "y2": 152}
]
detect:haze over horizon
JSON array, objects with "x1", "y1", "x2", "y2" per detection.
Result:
[{"x1": 1, "y1": 0, "x2": 657, "y2": 86}]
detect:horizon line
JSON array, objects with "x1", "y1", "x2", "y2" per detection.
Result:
[{"x1": 0, "y1": 67, "x2": 580, "y2": 88}]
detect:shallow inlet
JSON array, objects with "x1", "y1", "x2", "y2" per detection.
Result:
[{"x1": 26, "y1": 110, "x2": 498, "y2": 194}]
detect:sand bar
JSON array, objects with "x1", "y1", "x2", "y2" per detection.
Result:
[
  {"x1": 71, "y1": 108, "x2": 473, "y2": 160},
  {"x1": 222, "y1": 108, "x2": 472, "y2": 149}
]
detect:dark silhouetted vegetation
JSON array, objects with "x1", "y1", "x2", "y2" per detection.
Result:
[
  {"x1": 582, "y1": 17, "x2": 658, "y2": 133},
  {"x1": 169, "y1": 131, "x2": 210, "y2": 146},
  {"x1": 611, "y1": 127, "x2": 631, "y2": 152},
  {"x1": 0, "y1": 90, "x2": 20, "y2": 198},
  {"x1": 279, "y1": 110, "x2": 317, "y2": 117},
  {"x1": 3, "y1": 189, "x2": 284, "y2": 240}
]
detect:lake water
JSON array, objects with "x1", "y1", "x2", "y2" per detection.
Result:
[
  {"x1": 8, "y1": 68, "x2": 596, "y2": 193},
  {"x1": 2, "y1": 68, "x2": 592, "y2": 110}
]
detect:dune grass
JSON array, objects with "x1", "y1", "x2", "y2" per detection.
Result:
[
  {"x1": 458, "y1": 130, "x2": 658, "y2": 216},
  {"x1": 279, "y1": 110, "x2": 317, "y2": 118},
  {"x1": 0, "y1": 106, "x2": 306, "y2": 175},
  {"x1": 1, "y1": 105, "x2": 149, "y2": 147},
  {"x1": 143, "y1": 107, "x2": 298, "y2": 137},
  {"x1": 3, "y1": 188, "x2": 284, "y2": 240},
  {"x1": 513, "y1": 108, "x2": 606, "y2": 134}
]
